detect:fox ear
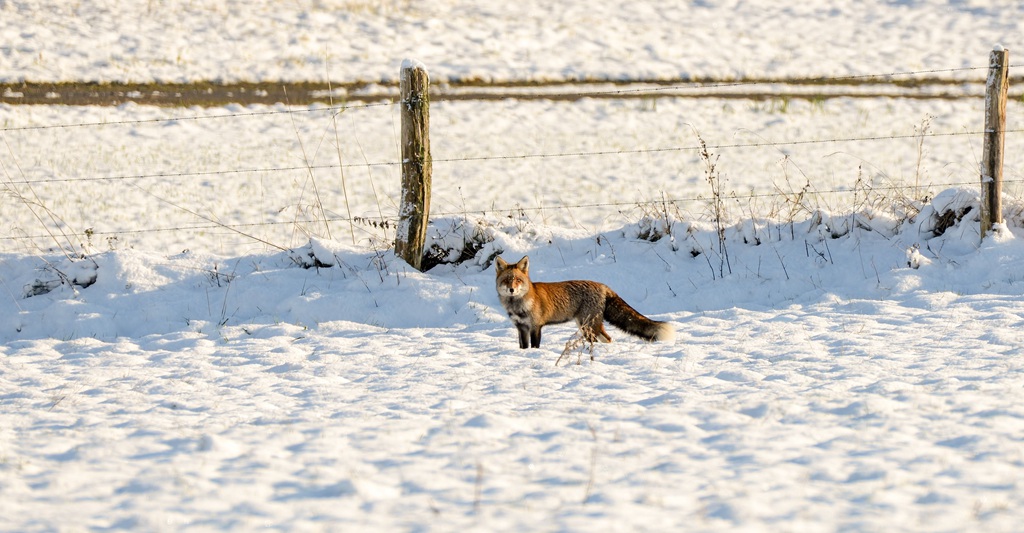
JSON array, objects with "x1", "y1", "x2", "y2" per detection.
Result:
[
  {"x1": 495, "y1": 256, "x2": 508, "y2": 271},
  {"x1": 516, "y1": 256, "x2": 529, "y2": 273}
]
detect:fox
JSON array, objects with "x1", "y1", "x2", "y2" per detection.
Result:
[{"x1": 494, "y1": 255, "x2": 675, "y2": 349}]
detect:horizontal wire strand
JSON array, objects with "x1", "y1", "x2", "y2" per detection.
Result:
[
  {"x1": 5, "y1": 128, "x2": 1021, "y2": 186},
  {"x1": 8, "y1": 178, "x2": 1023, "y2": 242}
]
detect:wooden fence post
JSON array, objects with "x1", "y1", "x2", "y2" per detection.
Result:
[
  {"x1": 395, "y1": 59, "x2": 432, "y2": 270},
  {"x1": 981, "y1": 47, "x2": 1009, "y2": 240}
]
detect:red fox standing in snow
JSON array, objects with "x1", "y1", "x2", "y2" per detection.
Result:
[{"x1": 494, "y1": 256, "x2": 675, "y2": 349}]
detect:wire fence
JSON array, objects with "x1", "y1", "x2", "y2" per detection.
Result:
[
  {"x1": 14, "y1": 177, "x2": 1024, "y2": 242},
  {"x1": 2, "y1": 63, "x2": 1022, "y2": 254},
  {"x1": 6, "y1": 127, "x2": 1021, "y2": 188}
]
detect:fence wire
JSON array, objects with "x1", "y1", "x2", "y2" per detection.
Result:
[
  {"x1": 4, "y1": 128, "x2": 1022, "y2": 187},
  {"x1": 0, "y1": 101, "x2": 393, "y2": 132},
  {"x1": 8, "y1": 178, "x2": 1024, "y2": 245},
  {"x1": 1, "y1": 62, "x2": 1020, "y2": 249}
]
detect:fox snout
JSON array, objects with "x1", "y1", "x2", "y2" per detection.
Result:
[{"x1": 501, "y1": 280, "x2": 524, "y2": 296}]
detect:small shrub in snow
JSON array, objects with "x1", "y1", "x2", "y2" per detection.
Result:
[
  {"x1": 907, "y1": 188, "x2": 979, "y2": 239},
  {"x1": 23, "y1": 256, "x2": 97, "y2": 297},
  {"x1": 906, "y1": 244, "x2": 931, "y2": 269},
  {"x1": 422, "y1": 217, "x2": 495, "y2": 270},
  {"x1": 556, "y1": 326, "x2": 598, "y2": 366}
]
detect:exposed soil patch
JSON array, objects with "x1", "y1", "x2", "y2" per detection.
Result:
[{"x1": 2, "y1": 77, "x2": 1016, "y2": 107}]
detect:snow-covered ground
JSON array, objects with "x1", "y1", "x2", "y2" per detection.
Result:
[
  {"x1": 4, "y1": 1, "x2": 1024, "y2": 531},
  {"x1": 2, "y1": 0, "x2": 1022, "y2": 83},
  {"x1": 4, "y1": 211, "x2": 1024, "y2": 531}
]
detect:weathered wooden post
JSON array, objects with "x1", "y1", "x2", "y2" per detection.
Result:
[
  {"x1": 981, "y1": 47, "x2": 1009, "y2": 240},
  {"x1": 395, "y1": 59, "x2": 432, "y2": 270}
]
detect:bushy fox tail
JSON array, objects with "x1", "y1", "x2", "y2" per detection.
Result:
[{"x1": 603, "y1": 294, "x2": 675, "y2": 343}]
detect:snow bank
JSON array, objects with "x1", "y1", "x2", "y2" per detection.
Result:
[{"x1": 3, "y1": 208, "x2": 1024, "y2": 531}]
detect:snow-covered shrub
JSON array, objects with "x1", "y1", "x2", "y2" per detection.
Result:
[{"x1": 422, "y1": 217, "x2": 495, "y2": 270}]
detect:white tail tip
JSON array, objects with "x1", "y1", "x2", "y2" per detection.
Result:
[{"x1": 655, "y1": 323, "x2": 676, "y2": 343}]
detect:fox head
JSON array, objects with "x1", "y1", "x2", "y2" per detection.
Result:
[{"x1": 495, "y1": 256, "x2": 530, "y2": 297}]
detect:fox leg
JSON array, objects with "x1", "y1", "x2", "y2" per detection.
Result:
[
  {"x1": 595, "y1": 323, "x2": 612, "y2": 343},
  {"x1": 530, "y1": 327, "x2": 542, "y2": 348},
  {"x1": 516, "y1": 325, "x2": 531, "y2": 349}
]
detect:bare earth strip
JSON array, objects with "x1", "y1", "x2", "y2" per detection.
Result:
[{"x1": 3, "y1": 78, "x2": 1023, "y2": 106}]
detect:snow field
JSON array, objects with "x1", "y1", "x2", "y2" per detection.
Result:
[
  {"x1": 3, "y1": 1, "x2": 1022, "y2": 84},
  {"x1": 5, "y1": 0, "x2": 1024, "y2": 530},
  {"x1": 3, "y1": 212, "x2": 1024, "y2": 530}
]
